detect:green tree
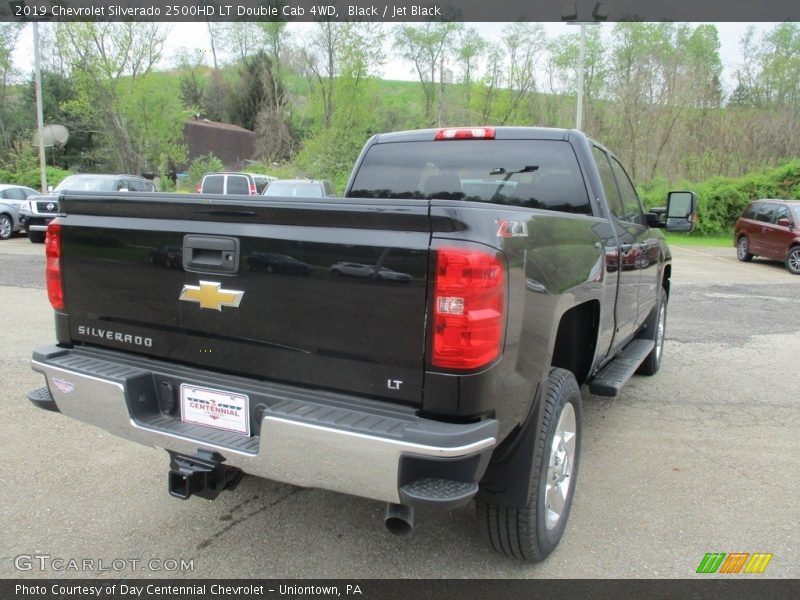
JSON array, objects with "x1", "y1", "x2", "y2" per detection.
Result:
[
  {"x1": 187, "y1": 153, "x2": 223, "y2": 189},
  {"x1": 454, "y1": 27, "x2": 486, "y2": 118},
  {"x1": 737, "y1": 23, "x2": 800, "y2": 112},
  {"x1": 175, "y1": 49, "x2": 207, "y2": 110},
  {"x1": 303, "y1": 22, "x2": 386, "y2": 130},
  {"x1": 499, "y1": 22, "x2": 546, "y2": 124},
  {"x1": 395, "y1": 22, "x2": 461, "y2": 125},
  {"x1": 0, "y1": 23, "x2": 22, "y2": 153},
  {"x1": 56, "y1": 22, "x2": 186, "y2": 174},
  {"x1": 229, "y1": 51, "x2": 284, "y2": 131},
  {"x1": 547, "y1": 25, "x2": 607, "y2": 130}
]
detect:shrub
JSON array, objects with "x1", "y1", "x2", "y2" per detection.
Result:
[{"x1": 186, "y1": 153, "x2": 224, "y2": 189}]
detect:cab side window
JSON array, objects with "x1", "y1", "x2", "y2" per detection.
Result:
[
  {"x1": 773, "y1": 205, "x2": 790, "y2": 225},
  {"x1": 591, "y1": 146, "x2": 624, "y2": 220},
  {"x1": 609, "y1": 157, "x2": 644, "y2": 226},
  {"x1": 755, "y1": 203, "x2": 776, "y2": 223}
]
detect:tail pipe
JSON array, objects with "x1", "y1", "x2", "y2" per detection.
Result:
[{"x1": 384, "y1": 503, "x2": 414, "y2": 536}]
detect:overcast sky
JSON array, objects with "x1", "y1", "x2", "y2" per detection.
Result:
[{"x1": 13, "y1": 21, "x2": 770, "y2": 95}]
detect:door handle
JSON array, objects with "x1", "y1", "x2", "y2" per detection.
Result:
[{"x1": 183, "y1": 235, "x2": 240, "y2": 274}]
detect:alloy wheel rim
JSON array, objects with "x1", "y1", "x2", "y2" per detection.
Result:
[
  {"x1": 789, "y1": 249, "x2": 800, "y2": 272},
  {"x1": 0, "y1": 217, "x2": 10, "y2": 238},
  {"x1": 738, "y1": 238, "x2": 747, "y2": 259},
  {"x1": 545, "y1": 402, "x2": 577, "y2": 531}
]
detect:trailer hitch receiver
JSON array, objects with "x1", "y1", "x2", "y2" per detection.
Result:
[{"x1": 167, "y1": 450, "x2": 243, "y2": 500}]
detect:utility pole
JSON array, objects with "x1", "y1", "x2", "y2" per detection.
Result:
[
  {"x1": 576, "y1": 22, "x2": 586, "y2": 131},
  {"x1": 33, "y1": 22, "x2": 47, "y2": 192},
  {"x1": 563, "y1": 2, "x2": 608, "y2": 131}
]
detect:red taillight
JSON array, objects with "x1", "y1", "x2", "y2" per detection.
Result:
[
  {"x1": 249, "y1": 183, "x2": 257, "y2": 195},
  {"x1": 435, "y1": 127, "x2": 495, "y2": 141},
  {"x1": 195, "y1": 183, "x2": 201, "y2": 193},
  {"x1": 432, "y1": 247, "x2": 505, "y2": 370},
  {"x1": 46, "y1": 221, "x2": 64, "y2": 310}
]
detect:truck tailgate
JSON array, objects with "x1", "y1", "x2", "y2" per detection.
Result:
[{"x1": 56, "y1": 193, "x2": 431, "y2": 404}]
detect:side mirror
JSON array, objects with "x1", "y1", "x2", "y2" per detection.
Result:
[
  {"x1": 777, "y1": 218, "x2": 791, "y2": 228},
  {"x1": 645, "y1": 209, "x2": 666, "y2": 228},
  {"x1": 665, "y1": 191, "x2": 697, "y2": 233}
]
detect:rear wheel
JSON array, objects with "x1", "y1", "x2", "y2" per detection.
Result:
[
  {"x1": 477, "y1": 368, "x2": 581, "y2": 562},
  {"x1": 28, "y1": 231, "x2": 45, "y2": 243},
  {"x1": 0, "y1": 214, "x2": 12, "y2": 240},
  {"x1": 786, "y1": 246, "x2": 800, "y2": 275},
  {"x1": 737, "y1": 236, "x2": 753, "y2": 262},
  {"x1": 637, "y1": 287, "x2": 668, "y2": 375}
]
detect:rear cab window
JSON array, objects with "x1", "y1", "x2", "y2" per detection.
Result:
[
  {"x1": 348, "y1": 139, "x2": 592, "y2": 215},
  {"x1": 201, "y1": 175, "x2": 224, "y2": 194},
  {"x1": 226, "y1": 175, "x2": 250, "y2": 195}
]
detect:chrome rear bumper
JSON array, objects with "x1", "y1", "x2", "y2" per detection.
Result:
[{"x1": 31, "y1": 345, "x2": 497, "y2": 506}]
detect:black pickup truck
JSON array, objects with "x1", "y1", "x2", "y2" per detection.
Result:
[{"x1": 28, "y1": 127, "x2": 695, "y2": 561}]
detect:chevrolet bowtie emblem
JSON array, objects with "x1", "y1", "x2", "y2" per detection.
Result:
[{"x1": 179, "y1": 281, "x2": 244, "y2": 311}]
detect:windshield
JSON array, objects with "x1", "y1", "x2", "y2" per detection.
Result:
[
  {"x1": 55, "y1": 176, "x2": 117, "y2": 192},
  {"x1": 348, "y1": 139, "x2": 591, "y2": 214},
  {"x1": 264, "y1": 182, "x2": 324, "y2": 197},
  {"x1": 794, "y1": 206, "x2": 800, "y2": 223}
]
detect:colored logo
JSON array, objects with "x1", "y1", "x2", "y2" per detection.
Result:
[
  {"x1": 696, "y1": 552, "x2": 773, "y2": 574},
  {"x1": 179, "y1": 281, "x2": 244, "y2": 311},
  {"x1": 52, "y1": 377, "x2": 75, "y2": 394}
]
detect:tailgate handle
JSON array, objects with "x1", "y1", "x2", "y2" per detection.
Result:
[{"x1": 183, "y1": 235, "x2": 239, "y2": 274}]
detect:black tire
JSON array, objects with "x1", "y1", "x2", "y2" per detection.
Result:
[
  {"x1": 28, "y1": 231, "x2": 46, "y2": 243},
  {"x1": 786, "y1": 246, "x2": 800, "y2": 275},
  {"x1": 637, "y1": 287, "x2": 668, "y2": 376},
  {"x1": 736, "y1": 236, "x2": 753, "y2": 262},
  {"x1": 476, "y1": 368, "x2": 582, "y2": 562},
  {"x1": 0, "y1": 213, "x2": 12, "y2": 240}
]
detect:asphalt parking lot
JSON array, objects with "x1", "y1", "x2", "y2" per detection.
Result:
[{"x1": 0, "y1": 236, "x2": 798, "y2": 578}]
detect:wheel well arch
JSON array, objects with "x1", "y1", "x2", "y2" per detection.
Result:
[
  {"x1": 551, "y1": 300, "x2": 600, "y2": 386},
  {"x1": 663, "y1": 263, "x2": 671, "y2": 297}
]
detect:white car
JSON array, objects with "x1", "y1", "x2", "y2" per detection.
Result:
[{"x1": 0, "y1": 184, "x2": 40, "y2": 240}]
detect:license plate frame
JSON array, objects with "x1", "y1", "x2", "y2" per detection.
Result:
[{"x1": 180, "y1": 383, "x2": 250, "y2": 436}]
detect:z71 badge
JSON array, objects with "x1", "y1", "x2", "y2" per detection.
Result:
[{"x1": 496, "y1": 219, "x2": 529, "y2": 238}]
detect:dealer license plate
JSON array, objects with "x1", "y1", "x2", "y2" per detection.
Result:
[{"x1": 180, "y1": 384, "x2": 250, "y2": 435}]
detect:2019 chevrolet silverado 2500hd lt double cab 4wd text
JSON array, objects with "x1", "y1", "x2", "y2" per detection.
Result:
[{"x1": 28, "y1": 127, "x2": 695, "y2": 561}]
